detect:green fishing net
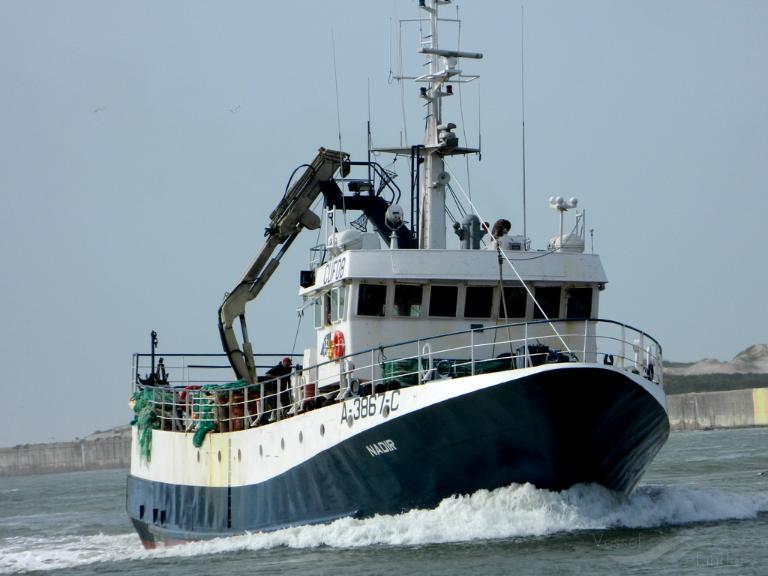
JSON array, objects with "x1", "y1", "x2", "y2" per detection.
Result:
[
  {"x1": 130, "y1": 379, "x2": 251, "y2": 454},
  {"x1": 129, "y1": 389, "x2": 159, "y2": 463},
  {"x1": 191, "y1": 380, "x2": 247, "y2": 448}
]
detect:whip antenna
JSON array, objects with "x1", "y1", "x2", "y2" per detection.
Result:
[
  {"x1": 331, "y1": 27, "x2": 343, "y2": 154},
  {"x1": 521, "y1": 6, "x2": 528, "y2": 248}
]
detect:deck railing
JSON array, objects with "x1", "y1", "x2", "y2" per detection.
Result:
[{"x1": 131, "y1": 318, "x2": 662, "y2": 434}]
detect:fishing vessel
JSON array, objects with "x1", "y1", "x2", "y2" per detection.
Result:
[{"x1": 127, "y1": 1, "x2": 669, "y2": 548}]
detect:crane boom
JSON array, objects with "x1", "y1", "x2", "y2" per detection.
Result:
[{"x1": 218, "y1": 147, "x2": 348, "y2": 383}]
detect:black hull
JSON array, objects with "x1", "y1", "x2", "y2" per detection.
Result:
[{"x1": 127, "y1": 367, "x2": 669, "y2": 546}]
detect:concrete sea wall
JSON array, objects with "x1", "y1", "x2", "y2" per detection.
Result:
[
  {"x1": 0, "y1": 428, "x2": 131, "y2": 477},
  {"x1": 667, "y1": 387, "x2": 768, "y2": 431}
]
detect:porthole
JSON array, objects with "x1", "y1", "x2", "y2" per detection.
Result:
[
  {"x1": 196, "y1": 451, "x2": 200, "y2": 462},
  {"x1": 238, "y1": 449, "x2": 242, "y2": 462},
  {"x1": 347, "y1": 414, "x2": 354, "y2": 427},
  {"x1": 217, "y1": 450, "x2": 221, "y2": 462},
  {"x1": 299, "y1": 431, "x2": 304, "y2": 443},
  {"x1": 383, "y1": 405, "x2": 391, "y2": 418},
  {"x1": 259, "y1": 444, "x2": 263, "y2": 457},
  {"x1": 281, "y1": 438, "x2": 285, "y2": 450},
  {"x1": 320, "y1": 424, "x2": 325, "y2": 436}
]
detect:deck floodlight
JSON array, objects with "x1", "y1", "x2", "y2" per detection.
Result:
[
  {"x1": 549, "y1": 196, "x2": 578, "y2": 212},
  {"x1": 549, "y1": 196, "x2": 579, "y2": 250}
]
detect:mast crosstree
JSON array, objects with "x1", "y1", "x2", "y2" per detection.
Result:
[{"x1": 416, "y1": 0, "x2": 482, "y2": 249}]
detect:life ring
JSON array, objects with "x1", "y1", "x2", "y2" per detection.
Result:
[{"x1": 332, "y1": 330, "x2": 346, "y2": 360}]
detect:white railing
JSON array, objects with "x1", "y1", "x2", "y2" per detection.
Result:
[{"x1": 131, "y1": 319, "x2": 662, "y2": 434}]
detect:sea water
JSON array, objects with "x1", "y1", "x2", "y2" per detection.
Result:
[{"x1": 0, "y1": 427, "x2": 766, "y2": 575}]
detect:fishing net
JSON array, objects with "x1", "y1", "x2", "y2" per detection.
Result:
[
  {"x1": 130, "y1": 379, "x2": 251, "y2": 454},
  {"x1": 129, "y1": 389, "x2": 159, "y2": 463},
  {"x1": 191, "y1": 395, "x2": 215, "y2": 448},
  {"x1": 191, "y1": 380, "x2": 248, "y2": 448}
]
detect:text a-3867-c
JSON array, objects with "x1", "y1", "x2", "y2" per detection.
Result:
[{"x1": 340, "y1": 390, "x2": 400, "y2": 423}]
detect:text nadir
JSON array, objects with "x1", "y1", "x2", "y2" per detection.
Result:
[{"x1": 366, "y1": 439, "x2": 397, "y2": 457}]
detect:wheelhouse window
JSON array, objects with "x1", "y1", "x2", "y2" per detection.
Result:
[
  {"x1": 429, "y1": 285, "x2": 458, "y2": 317},
  {"x1": 533, "y1": 286, "x2": 562, "y2": 319},
  {"x1": 330, "y1": 285, "x2": 346, "y2": 322},
  {"x1": 464, "y1": 286, "x2": 493, "y2": 318},
  {"x1": 357, "y1": 283, "x2": 386, "y2": 317},
  {"x1": 313, "y1": 297, "x2": 323, "y2": 328},
  {"x1": 394, "y1": 284, "x2": 422, "y2": 317},
  {"x1": 566, "y1": 287, "x2": 593, "y2": 319},
  {"x1": 499, "y1": 286, "x2": 527, "y2": 319}
]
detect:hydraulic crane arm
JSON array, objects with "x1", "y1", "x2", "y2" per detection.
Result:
[{"x1": 218, "y1": 148, "x2": 348, "y2": 383}]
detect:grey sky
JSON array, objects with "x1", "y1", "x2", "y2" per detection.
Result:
[{"x1": 1, "y1": 0, "x2": 766, "y2": 447}]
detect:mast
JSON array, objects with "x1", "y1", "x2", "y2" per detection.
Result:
[
  {"x1": 420, "y1": 1, "x2": 445, "y2": 249},
  {"x1": 417, "y1": 0, "x2": 482, "y2": 249}
]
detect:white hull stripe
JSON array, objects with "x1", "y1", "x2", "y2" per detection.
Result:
[{"x1": 130, "y1": 363, "x2": 666, "y2": 488}]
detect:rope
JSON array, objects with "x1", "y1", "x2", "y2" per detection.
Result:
[
  {"x1": 443, "y1": 163, "x2": 572, "y2": 352},
  {"x1": 290, "y1": 309, "x2": 304, "y2": 357},
  {"x1": 455, "y1": 3, "x2": 473, "y2": 199}
]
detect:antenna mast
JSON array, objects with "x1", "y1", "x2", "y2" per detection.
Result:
[
  {"x1": 420, "y1": 1, "x2": 445, "y2": 249},
  {"x1": 417, "y1": 0, "x2": 482, "y2": 249},
  {"x1": 521, "y1": 6, "x2": 528, "y2": 249}
]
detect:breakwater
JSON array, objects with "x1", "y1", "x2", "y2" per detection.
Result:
[
  {"x1": 0, "y1": 427, "x2": 131, "y2": 477},
  {"x1": 667, "y1": 387, "x2": 768, "y2": 431}
]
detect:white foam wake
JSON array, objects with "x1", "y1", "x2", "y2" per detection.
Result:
[{"x1": 1, "y1": 483, "x2": 765, "y2": 573}]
